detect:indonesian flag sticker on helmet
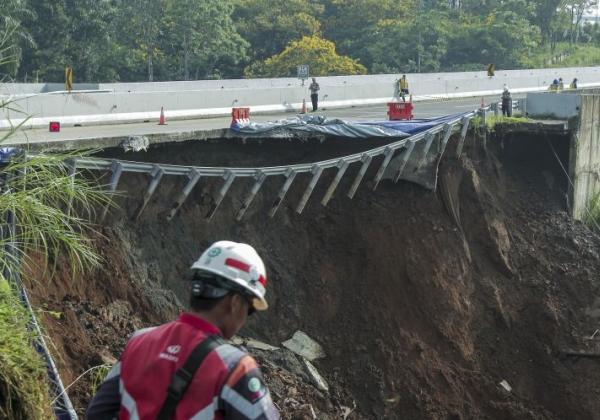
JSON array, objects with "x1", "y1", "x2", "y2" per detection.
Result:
[{"x1": 191, "y1": 241, "x2": 268, "y2": 310}]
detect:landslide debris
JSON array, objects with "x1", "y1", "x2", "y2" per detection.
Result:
[{"x1": 24, "y1": 133, "x2": 600, "y2": 419}]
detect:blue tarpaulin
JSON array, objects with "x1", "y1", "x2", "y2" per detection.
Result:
[{"x1": 230, "y1": 113, "x2": 464, "y2": 138}]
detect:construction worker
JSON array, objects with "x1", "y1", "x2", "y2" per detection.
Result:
[
  {"x1": 309, "y1": 77, "x2": 320, "y2": 111},
  {"x1": 550, "y1": 78, "x2": 559, "y2": 91},
  {"x1": 558, "y1": 78, "x2": 564, "y2": 91},
  {"x1": 86, "y1": 240, "x2": 280, "y2": 420},
  {"x1": 398, "y1": 74, "x2": 409, "y2": 102},
  {"x1": 501, "y1": 85, "x2": 512, "y2": 117},
  {"x1": 570, "y1": 78, "x2": 578, "y2": 89}
]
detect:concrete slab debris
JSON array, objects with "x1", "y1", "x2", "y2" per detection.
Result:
[
  {"x1": 231, "y1": 336, "x2": 280, "y2": 351},
  {"x1": 499, "y1": 380, "x2": 512, "y2": 393},
  {"x1": 245, "y1": 339, "x2": 280, "y2": 351},
  {"x1": 303, "y1": 359, "x2": 329, "y2": 393},
  {"x1": 282, "y1": 331, "x2": 326, "y2": 361},
  {"x1": 121, "y1": 135, "x2": 149, "y2": 152}
]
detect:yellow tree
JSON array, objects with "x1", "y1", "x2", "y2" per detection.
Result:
[{"x1": 245, "y1": 35, "x2": 367, "y2": 77}]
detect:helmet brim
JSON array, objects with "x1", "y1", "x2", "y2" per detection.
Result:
[{"x1": 192, "y1": 266, "x2": 268, "y2": 311}]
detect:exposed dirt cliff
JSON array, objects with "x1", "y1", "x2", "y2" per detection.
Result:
[{"x1": 26, "y1": 130, "x2": 600, "y2": 419}]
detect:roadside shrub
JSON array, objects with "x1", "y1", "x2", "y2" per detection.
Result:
[{"x1": 0, "y1": 280, "x2": 52, "y2": 420}]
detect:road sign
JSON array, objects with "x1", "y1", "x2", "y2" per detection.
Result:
[
  {"x1": 65, "y1": 66, "x2": 73, "y2": 92},
  {"x1": 297, "y1": 65, "x2": 309, "y2": 80}
]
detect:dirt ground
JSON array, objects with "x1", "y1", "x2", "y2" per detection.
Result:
[{"x1": 25, "y1": 129, "x2": 600, "y2": 419}]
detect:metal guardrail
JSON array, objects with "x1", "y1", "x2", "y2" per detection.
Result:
[{"x1": 74, "y1": 111, "x2": 479, "y2": 221}]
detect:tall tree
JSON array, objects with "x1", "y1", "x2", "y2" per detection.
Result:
[
  {"x1": 245, "y1": 35, "x2": 367, "y2": 77},
  {"x1": 534, "y1": 0, "x2": 564, "y2": 44},
  {"x1": 563, "y1": 0, "x2": 598, "y2": 43},
  {"x1": 321, "y1": 0, "x2": 414, "y2": 70},
  {"x1": 116, "y1": 0, "x2": 164, "y2": 81},
  {"x1": 163, "y1": 0, "x2": 248, "y2": 80},
  {"x1": 233, "y1": 0, "x2": 323, "y2": 62},
  {"x1": 444, "y1": 11, "x2": 541, "y2": 69},
  {"x1": 0, "y1": 0, "x2": 34, "y2": 78},
  {"x1": 63, "y1": 0, "x2": 121, "y2": 82},
  {"x1": 365, "y1": 9, "x2": 450, "y2": 73},
  {"x1": 17, "y1": 0, "x2": 70, "y2": 82}
]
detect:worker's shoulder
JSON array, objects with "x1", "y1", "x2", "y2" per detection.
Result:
[
  {"x1": 129, "y1": 325, "x2": 159, "y2": 340},
  {"x1": 125, "y1": 319, "x2": 184, "y2": 347},
  {"x1": 212, "y1": 341, "x2": 251, "y2": 370}
]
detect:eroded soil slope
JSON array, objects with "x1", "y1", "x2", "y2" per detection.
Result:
[{"x1": 26, "y1": 132, "x2": 600, "y2": 419}]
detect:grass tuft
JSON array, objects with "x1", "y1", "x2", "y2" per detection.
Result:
[
  {"x1": 471, "y1": 114, "x2": 532, "y2": 131},
  {"x1": 0, "y1": 280, "x2": 53, "y2": 420},
  {"x1": 585, "y1": 191, "x2": 600, "y2": 233}
]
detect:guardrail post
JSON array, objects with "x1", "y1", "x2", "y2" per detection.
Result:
[
  {"x1": 236, "y1": 171, "x2": 266, "y2": 221},
  {"x1": 134, "y1": 164, "x2": 164, "y2": 220},
  {"x1": 269, "y1": 168, "x2": 296, "y2": 217},
  {"x1": 456, "y1": 116, "x2": 471, "y2": 157},
  {"x1": 373, "y1": 147, "x2": 394, "y2": 190},
  {"x1": 167, "y1": 169, "x2": 202, "y2": 221},
  {"x1": 348, "y1": 154, "x2": 372, "y2": 199},
  {"x1": 206, "y1": 171, "x2": 235, "y2": 220},
  {"x1": 296, "y1": 165, "x2": 323, "y2": 214},
  {"x1": 394, "y1": 140, "x2": 416, "y2": 183},
  {"x1": 479, "y1": 108, "x2": 487, "y2": 150},
  {"x1": 321, "y1": 160, "x2": 349, "y2": 206},
  {"x1": 100, "y1": 160, "x2": 123, "y2": 221},
  {"x1": 441, "y1": 124, "x2": 453, "y2": 153},
  {"x1": 416, "y1": 132, "x2": 437, "y2": 170}
]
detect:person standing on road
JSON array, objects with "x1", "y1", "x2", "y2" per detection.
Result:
[
  {"x1": 86, "y1": 240, "x2": 280, "y2": 420},
  {"x1": 558, "y1": 78, "x2": 564, "y2": 91},
  {"x1": 501, "y1": 85, "x2": 512, "y2": 117},
  {"x1": 309, "y1": 77, "x2": 320, "y2": 112},
  {"x1": 398, "y1": 74, "x2": 409, "y2": 102}
]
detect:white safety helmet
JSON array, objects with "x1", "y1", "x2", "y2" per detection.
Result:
[{"x1": 191, "y1": 241, "x2": 268, "y2": 311}]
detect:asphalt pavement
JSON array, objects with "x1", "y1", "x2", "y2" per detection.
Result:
[{"x1": 6, "y1": 94, "x2": 521, "y2": 148}]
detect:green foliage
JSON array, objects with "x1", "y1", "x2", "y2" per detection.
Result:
[
  {"x1": 233, "y1": 0, "x2": 323, "y2": 63},
  {"x1": 0, "y1": 280, "x2": 53, "y2": 420},
  {"x1": 444, "y1": 12, "x2": 541, "y2": 70},
  {"x1": 486, "y1": 115, "x2": 530, "y2": 128},
  {"x1": 521, "y1": 42, "x2": 600, "y2": 68},
  {"x1": 2, "y1": 0, "x2": 600, "y2": 81},
  {"x1": 0, "y1": 152, "x2": 111, "y2": 419},
  {"x1": 0, "y1": 153, "x2": 111, "y2": 276},
  {"x1": 89, "y1": 364, "x2": 112, "y2": 395},
  {"x1": 162, "y1": 0, "x2": 248, "y2": 80},
  {"x1": 366, "y1": 11, "x2": 450, "y2": 73},
  {"x1": 0, "y1": 46, "x2": 112, "y2": 415},
  {"x1": 0, "y1": 0, "x2": 34, "y2": 79},
  {"x1": 322, "y1": 0, "x2": 412, "y2": 68},
  {"x1": 245, "y1": 35, "x2": 367, "y2": 78},
  {"x1": 586, "y1": 191, "x2": 600, "y2": 232}
]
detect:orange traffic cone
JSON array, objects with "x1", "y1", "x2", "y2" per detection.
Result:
[
  {"x1": 300, "y1": 99, "x2": 307, "y2": 114},
  {"x1": 158, "y1": 107, "x2": 166, "y2": 125}
]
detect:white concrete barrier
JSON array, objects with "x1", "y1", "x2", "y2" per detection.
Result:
[
  {"x1": 2, "y1": 66, "x2": 600, "y2": 129},
  {"x1": 526, "y1": 91, "x2": 582, "y2": 119}
]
